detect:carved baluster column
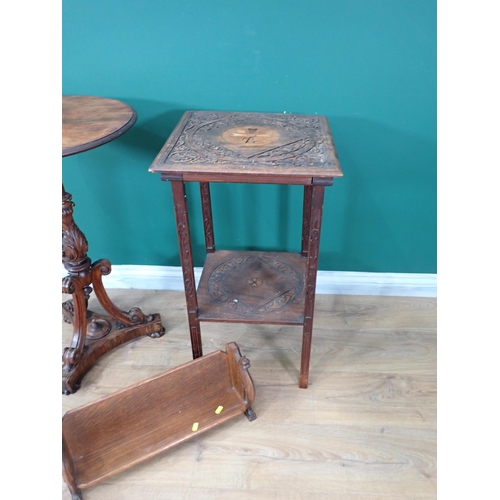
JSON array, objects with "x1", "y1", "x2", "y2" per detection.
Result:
[
  {"x1": 62, "y1": 184, "x2": 92, "y2": 371},
  {"x1": 62, "y1": 185, "x2": 91, "y2": 275}
]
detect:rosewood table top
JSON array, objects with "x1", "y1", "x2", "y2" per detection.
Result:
[{"x1": 62, "y1": 96, "x2": 137, "y2": 157}]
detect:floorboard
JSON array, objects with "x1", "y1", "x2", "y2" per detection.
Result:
[{"x1": 62, "y1": 290, "x2": 436, "y2": 499}]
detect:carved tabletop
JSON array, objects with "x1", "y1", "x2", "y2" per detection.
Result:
[{"x1": 149, "y1": 111, "x2": 342, "y2": 184}]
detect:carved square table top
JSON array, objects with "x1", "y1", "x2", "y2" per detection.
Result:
[{"x1": 149, "y1": 111, "x2": 343, "y2": 184}]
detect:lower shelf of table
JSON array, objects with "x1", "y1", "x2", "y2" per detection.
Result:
[{"x1": 197, "y1": 250, "x2": 307, "y2": 325}]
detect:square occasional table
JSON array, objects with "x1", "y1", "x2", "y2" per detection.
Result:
[{"x1": 149, "y1": 111, "x2": 342, "y2": 388}]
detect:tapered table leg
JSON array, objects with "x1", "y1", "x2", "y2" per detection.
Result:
[
  {"x1": 171, "y1": 180, "x2": 203, "y2": 358},
  {"x1": 299, "y1": 184, "x2": 325, "y2": 389},
  {"x1": 62, "y1": 185, "x2": 165, "y2": 394}
]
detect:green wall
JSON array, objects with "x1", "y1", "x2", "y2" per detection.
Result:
[{"x1": 62, "y1": 0, "x2": 436, "y2": 273}]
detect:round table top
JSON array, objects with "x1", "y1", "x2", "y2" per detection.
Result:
[{"x1": 62, "y1": 96, "x2": 137, "y2": 157}]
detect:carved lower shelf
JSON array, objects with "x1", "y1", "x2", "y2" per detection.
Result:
[
  {"x1": 62, "y1": 342, "x2": 256, "y2": 499},
  {"x1": 197, "y1": 250, "x2": 307, "y2": 325},
  {"x1": 62, "y1": 308, "x2": 164, "y2": 395}
]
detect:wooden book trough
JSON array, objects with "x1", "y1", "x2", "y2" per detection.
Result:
[{"x1": 62, "y1": 342, "x2": 256, "y2": 499}]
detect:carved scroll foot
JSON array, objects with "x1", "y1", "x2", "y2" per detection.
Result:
[{"x1": 62, "y1": 257, "x2": 165, "y2": 393}]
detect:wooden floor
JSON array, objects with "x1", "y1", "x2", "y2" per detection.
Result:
[{"x1": 62, "y1": 290, "x2": 436, "y2": 499}]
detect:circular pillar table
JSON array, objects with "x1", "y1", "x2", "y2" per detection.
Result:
[{"x1": 62, "y1": 95, "x2": 165, "y2": 394}]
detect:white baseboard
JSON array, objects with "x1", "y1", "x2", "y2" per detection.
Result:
[{"x1": 62, "y1": 264, "x2": 436, "y2": 297}]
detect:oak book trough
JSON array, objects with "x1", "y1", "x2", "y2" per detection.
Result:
[{"x1": 62, "y1": 342, "x2": 256, "y2": 499}]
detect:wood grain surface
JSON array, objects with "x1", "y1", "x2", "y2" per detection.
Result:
[
  {"x1": 197, "y1": 250, "x2": 308, "y2": 325},
  {"x1": 62, "y1": 290, "x2": 436, "y2": 499},
  {"x1": 62, "y1": 96, "x2": 137, "y2": 157}
]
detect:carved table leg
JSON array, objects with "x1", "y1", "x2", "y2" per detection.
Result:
[
  {"x1": 171, "y1": 180, "x2": 203, "y2": 358},
  {"x1": 301, "y1": 184, "x2": 313, "y2": 257},
  {"x1": 200, "y1": 182, "x2": 215, "y2": 253},
  {"x1": 62, "y1": 185, "x2": 165, "y2": 394},
  {"x1": 299, "y1": 184, "x2": 325, "y2": 389}
]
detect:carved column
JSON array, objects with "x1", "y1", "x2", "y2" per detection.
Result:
[{"x1": 62, "y1": 184, "x2": 91, "y2": 372}]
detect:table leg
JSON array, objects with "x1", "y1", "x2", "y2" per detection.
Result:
[
  {"x1": 299, "y1": 184, "x2": 325, "y2": 388},
  {"x1": 171, "y1": 181, "x2": 203, "y2": 358},
  {"x1": 62, "y1": 185, "x2": 165, "y2": 394},
  {"x1": 301, "y1": 185, "x2": 313, "y2": 257},
  {"x1": 200, "y1": 182, "x2": 215, "y2": 253}
]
